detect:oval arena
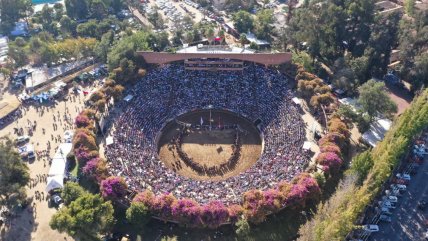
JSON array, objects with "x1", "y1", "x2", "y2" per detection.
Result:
[{"x1": 104, "y1": 63, "x2": 311, "y2": 204}]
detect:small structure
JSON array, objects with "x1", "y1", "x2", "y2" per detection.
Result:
[
  {"x1": 0, "y1": 36, "x2": 8, "y2": 66},
  {"x1": 0, "y1": 96, "x2": 21, "y2": 120},
  {"x1": 10, "y1": 22, "x2": 29, "y2": 37},
  {"x1": 362, "y1": 119, "x2": 392, "y2": 147},
  {"x1": 375, "y1": 1, "x2": 403, "y2": 14},
  {"x1": 46, "y1": 143, "x2": 72, "y2": 192}
]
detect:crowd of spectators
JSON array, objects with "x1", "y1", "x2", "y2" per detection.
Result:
[{"x1": 104, "y1": 64, "x2": 311, "y2": 204}]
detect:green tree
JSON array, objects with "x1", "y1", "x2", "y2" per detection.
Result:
[
  {"x1": 65, "y1": 0, "x2": 89, "y2": 19},
  {"x1": 0, "y1": 137, "x2": 30, "y2": 207},
  {"x1": 232, "y1": 10, "x2": 254, "y2": 34},
  {"x1": 95, "y1": 31, "x2": 114, "y2": 63},
  {"x1": 89, "y1": 0, "x2": 107, "y2": 20},
  {"x1": 126, "y1": 202, "x2": 151, "y2": 229},
  {"x1": 50, "y1": 193, "x2": 114, "y2": 240},
  {"x1": 349, "y1": 151, "x2": 373, "y2": 183},
  {"x1": 235, "y1": 218, "x2": 251, "y2": 239},
  {"x1": 404, "y1": 0, "x2": 416, "y2": 16},
  {"x1": 357, "y1": 79, "x2": 397, "y2": 122},
  {"x1": 61, "y1": 182, "x2": 86, "y2": 205},
  {"x1": 410, "y1": 52, "x2": 428, "y2": 91},
  {"x1": 8, "y1": 45, "x2": 29, "y2": 68},
  {"x1": 60, "y1": 15, "x2": 77, "y2": 35},
  {"x1": 239, "y1": 33, "x2": 248, "y2": 47},
  {"x1": 254, "y1": 9, "x2": 274, "y2": 40},
  {"x1": 0, "y1": 0, "x2": 32, "y2": 32}
]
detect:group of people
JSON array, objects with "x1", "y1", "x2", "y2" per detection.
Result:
[
  {"x1": 104, "y1": 64, "x2": 311, "y2": 204},
  {"x1": 171, "y1": 126, "x2": 242, "y2": 177}
]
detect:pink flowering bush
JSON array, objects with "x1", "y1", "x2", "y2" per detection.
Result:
[
  {"x1": 316, "y1": 152, "x2": 343, "y2": 173},
  {"x1": 200, "y1": 201, "x2": 229, "y2": 228},
  {"x1": 152, "y1": 193, "x2": 177, "y2": 219},
  {"x1": 82, "y1": 157, "x2": 108, "y2": 183},
  {"x1": 242, "y1": 189, "x2": 268, "y2": 223},
  {"x1": 227, "y1": 204, "x2": 244, "y2": 223},
  {"x1": 100, "y1": 176, "x2": 128, "y2": 200},
  {"x1": 262, "y1": 189, "x2": 285, "y2": 211},
  {"x1": 320, "y1": 144, "x2": 342, "y2": 155},
  {"x1": 74, "y1": 146, "x2": 98, "y2": 165},
  {"x1": 75, "y1": 114, "x2": 91, "y2": 128},
  {"x1": 287, "y1": 173, "x2": 321, "y2": 208},
  {"x1": 318, "y1": 132, "x2": 346, "y2": 149},
  {"x1": 133, "y1": 190, "x2": 156, "y2": 209},
  {"x1": 171, "y1": 198, "x2": 202, "y2": 227}
]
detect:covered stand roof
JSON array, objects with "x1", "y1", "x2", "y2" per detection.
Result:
[{"x1": 138, "y1": 46, "x2": 292, "y2": 66}]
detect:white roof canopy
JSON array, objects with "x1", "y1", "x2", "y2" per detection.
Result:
[
  {"x1": 48, "y1": 143, "x2": 72, "y2": 176},
  {"x1": 362, "y1": 119, "x2": 392, "y2": 147},
  {"x1": 46, "y1": 175, "x2": 64, "y2": 192}
]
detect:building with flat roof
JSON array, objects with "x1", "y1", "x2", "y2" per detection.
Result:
[{"x1": 138, "y1": 45, "x2": 292, "y2": 70}]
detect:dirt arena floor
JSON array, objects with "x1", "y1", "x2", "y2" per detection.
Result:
[{"x1": 158, "y1": 109, "x2": 262, "y2": 181}]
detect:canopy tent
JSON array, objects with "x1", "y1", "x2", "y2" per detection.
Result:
[
  {"x1": 292, "y1": 97, "x2": 302, "y2": 105},
  {"x1": 302, "y1": 141, "x2": 312, "y2": 150},
  {"x1": 48, "y1": 143, "x2": 72, "y2": 176},
  {"x1": 362, "y1": 118, "x2": 392, "y2": 147},
  {"x1": 46, "y1": 175, "x2": 64, "y2": 192},
  {"x1": 106, "y1": 136, "x2": 114, "y2": 146}
]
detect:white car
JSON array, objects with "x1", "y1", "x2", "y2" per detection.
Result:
[
  {"x1": 391, "y1": 184, "x2": 406, "y2": 191},
  {"x1": 16, "y1": 135, "x2": 30, "y2": 145},
  {"x1": 382, "y1": 200, "x2": 397, "y2": 209},
  {"x1": 383, "y1": 195, "x2": 398, "y2": 203},
  {"x1": 396, "y1": 173, "x2": 411, "y2": 181},
  {"x1": 363, "y1": 224, "x2": 379, "y2": 232}
]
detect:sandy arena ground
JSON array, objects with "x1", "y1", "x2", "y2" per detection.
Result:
[
  {"x1": 158, "y1": 109, "x2": 262, "y2": 181},
  {"x1": 0, "y1": 80, "x2": 99, "y2": 241}
]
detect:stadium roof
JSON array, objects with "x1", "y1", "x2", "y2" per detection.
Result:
[{"x1": 138, "y1": 46, "x2": 292, "y2": 65}]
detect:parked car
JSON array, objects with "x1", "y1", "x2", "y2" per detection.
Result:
[
  {"x1": 391, "y1": 184, "x2": 407, "y2": 191},
  {"x1": 383, "y1": 195, "x2": 398, "y2": 203},
  {"x1": 418, "y1": 200, "x2": 427, "y2": 210},
  {"x1": 381, "y1": 200, "x2": 397, "y2": 209},
  {"x1": 379, "y1": 214, "x2": 392, "y2": 222},
  {"x1": 380, "y1": 207, "x2": 393, "y2": 215},
  {"x1": 363, "y1": 224, "x2": 379, "y2": 232},
  {"x1": 396, "y1": 173, "x2": 411, "y2": 181},
  {"x1": 15, "y1": 135, "x2": 30, "y2": 145}
]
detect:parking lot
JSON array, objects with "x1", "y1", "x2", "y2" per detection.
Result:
[
  {"x1": 370, "y1": 152, "x2": 428, "y2": 241},
  {"x1": 351, "y1": 136, "x2": 428, "y2": 241}
]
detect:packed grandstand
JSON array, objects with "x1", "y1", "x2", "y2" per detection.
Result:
[{"x1": 104, "y1": 64, "x2": 311, "y2": 204}]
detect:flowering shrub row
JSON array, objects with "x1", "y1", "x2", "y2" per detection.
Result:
[{"x1": 131, "y1": 172, "x2": 321, "y2": 227}]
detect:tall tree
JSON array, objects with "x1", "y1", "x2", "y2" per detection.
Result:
[
  {"x1": 357, "y1": 79, "x2": 397, "y2": 122},
  {"x1": 65, "y1": 0, "x2": 89, "y2": 20},
  {"x1": 232, "y1": 10, "x2": 254, "y2": 34},
  {"x1": 404, "y1": 0, "x2": 416, "y2": 16},
  {"x1": 126, "y1": 202, "x2": 151, "y2": 229},
  {"x1": 50, "y1": 192, "x2": 115, "y2": 240},
  {"x1": 254, "y1": 9, "x2": 274, "y2": 40},
  {"x1": 0, "y1": 0, "x2": 32, "y2": 32},
  {"x1": 0, "y1": 137, "x2": 30, "y2": 207}
]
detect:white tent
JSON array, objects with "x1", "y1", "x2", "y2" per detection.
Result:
[
  {"x1": 106, "y1": 136, "x2": 114, "y2": 146},
  {"x1": 303, "y1": 141, "x2": 312, "y2": 150},
  {"x1": 48, "y1": 143, "x2": 72, "y2": 176},
  {"x1": 46, "y1": 175, "x2": 64, "y2": 192},
  {"x1": 362, "y1": 118, "x2": 392, "y2": 147},
  {"x1": 292, "y1": 97, "x2": 302, "y2": 105}
]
